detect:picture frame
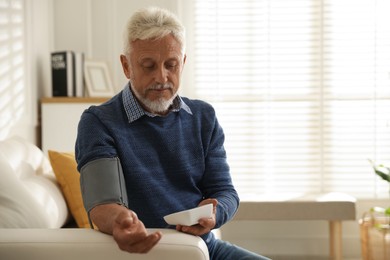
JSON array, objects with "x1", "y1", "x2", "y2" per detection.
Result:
[{"x1": 84, "y1": 60, "x2": 115, "y2": 97}]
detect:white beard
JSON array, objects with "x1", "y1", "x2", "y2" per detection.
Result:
[{"x1": 131, "y1": 82, "x2": 177, "y2": 114}]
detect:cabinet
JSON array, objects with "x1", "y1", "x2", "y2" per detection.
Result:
[{"x1": 40, "y1": 97, "x2": 108, "y2": 154}]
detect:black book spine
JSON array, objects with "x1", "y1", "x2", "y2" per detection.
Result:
[{"x1": 51, "y1": 51, "x2": 74, "y2": 97}]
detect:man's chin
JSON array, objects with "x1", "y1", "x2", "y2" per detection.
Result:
[
  {"x1": 143, "y1": 97, "x2": 175, "y2": 114},
  {"x1": 132, "y1": 86, "x2": 177, "y2": 114}
]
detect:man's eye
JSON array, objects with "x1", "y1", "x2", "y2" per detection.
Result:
[
  {"x1": 166, "y1": 63, "x2": 177, "y2": 69},
  {"x1": 142, "y1": 62, "x2": 155, "y2": 69}
]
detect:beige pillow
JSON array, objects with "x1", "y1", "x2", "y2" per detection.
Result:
[{"x1": 48, "y1": 150, "x2": 89, "y2": 228}]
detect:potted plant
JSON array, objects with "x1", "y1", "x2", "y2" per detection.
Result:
[{"x1": 359, "y1": 160, "x2": 390, "y2": 260}]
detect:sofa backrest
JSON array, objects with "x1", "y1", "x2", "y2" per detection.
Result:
[{"x1": 0, "y1": 136, "x2": 69, "y2": 228}]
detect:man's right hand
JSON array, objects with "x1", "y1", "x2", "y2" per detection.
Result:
[
  {"x1": 90, "y1": 204, "x2": 162, "y2": 254},
  {"x1": 112, "y1": 210, "x2": 162, "y2": 253}
]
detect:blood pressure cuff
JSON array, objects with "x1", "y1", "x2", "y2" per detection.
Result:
[{"x1": 80, "y1": 157, "x2": 129, "y2": 227}]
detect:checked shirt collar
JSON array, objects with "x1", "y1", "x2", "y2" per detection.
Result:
[{"x1": 122, "y1": 83, "x2": 192, "y2": 123}]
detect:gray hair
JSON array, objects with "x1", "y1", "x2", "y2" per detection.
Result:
[{"x1": 123, "y1": 7, "x2": 186, "y2": 57}]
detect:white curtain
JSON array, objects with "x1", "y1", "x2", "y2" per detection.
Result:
[
  {"x1": 191, "y1": 0, "x2": 390, "y2": 198},
  {"x1": 0, "y1": 0, "x2": 26, "y2": 139}
]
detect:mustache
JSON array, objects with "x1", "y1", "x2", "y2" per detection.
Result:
[{"x1": 147, "y1": 83, "x2": 173, "y2": 90}]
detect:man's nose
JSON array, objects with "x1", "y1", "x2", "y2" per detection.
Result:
[{"x1": 154, "y1": 66, "x2": 168, "y2": 83}]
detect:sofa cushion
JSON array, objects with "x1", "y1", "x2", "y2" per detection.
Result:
[
  {"x1": 48, "y1": 150, "x2": 89, "y2": 228},
  {"x1": 0, "y1": 137, "x2": 69, "y2": 228},
  {"x1": 0, "y1": 228, "x2": 210, "y2": 260}
]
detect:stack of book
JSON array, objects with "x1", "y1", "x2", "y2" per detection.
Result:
[{"x1": 51, "y1": 51, "x2": 85, "y2": 97}]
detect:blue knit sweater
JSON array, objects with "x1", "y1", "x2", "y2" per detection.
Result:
[{"x1": 75, "y1": 86, "x2": 239, "y2": 251}]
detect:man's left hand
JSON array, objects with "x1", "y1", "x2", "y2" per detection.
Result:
[{"x1": 176, "y1": 198, "x2": 218, "y2": 236}]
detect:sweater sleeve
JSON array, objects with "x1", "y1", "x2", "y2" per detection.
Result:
[
  {"x1": 200, "y1": 109, "x2": 240, "y2": 229},
  {"x1": 75, "y1": 109, "x2": 117, "y2": 171}
]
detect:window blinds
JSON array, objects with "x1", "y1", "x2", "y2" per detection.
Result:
[
  {"x1": 193, "y1": 0, "x2": 390, "y2": 198},
  {"x1": 0, "y1": 0, "x2": 25, "y2": 139}
]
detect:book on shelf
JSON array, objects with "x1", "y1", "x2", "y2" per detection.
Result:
[
  {"x1": 51, "y1": 51, "x2": 85, "y2": 97},
  {"x1": 51, "y1": 51, "x2": 74, "y2": 97},
  {"x1": 74, "y1": 52, "x2": 85, "y2": 97}
]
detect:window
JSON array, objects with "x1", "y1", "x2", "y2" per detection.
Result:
[
  {"x1": 0, "y1": 0, "x2": 25, "y2": 139},
  {"x1": 192, "y1": 0, "x2": 390, "y2": 198}
]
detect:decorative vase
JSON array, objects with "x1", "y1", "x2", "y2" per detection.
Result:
[{"x1": 360, "y1": 211, "x2": 390, "y2": 260}]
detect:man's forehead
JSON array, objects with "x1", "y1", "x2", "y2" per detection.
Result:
[{"x1": 132, "y1": 35, "x2": 181, "y2": 52}]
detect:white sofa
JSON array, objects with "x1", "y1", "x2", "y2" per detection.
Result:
[{"x1": 0, "y1": 137, "x2": 209, "y2": 260}]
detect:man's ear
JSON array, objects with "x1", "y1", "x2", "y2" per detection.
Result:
[
  {"x1": 181, "y1": 54, "x2": 187, "y2": 72},
  {"x1": 120, "y1": 55, "x2": 131, "y2": 79}
]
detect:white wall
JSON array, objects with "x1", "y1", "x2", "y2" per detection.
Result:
[{"x1": 46, "y1": 0, "x2": 182, "y2": 97}]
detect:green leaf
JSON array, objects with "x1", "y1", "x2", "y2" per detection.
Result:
[
  {"x1": 374, "y1": 168, "x2": 390, "y2": 182},
  {"x1": 368, "y1": 159, "x2": 390, "y2": 183},
  {"x1": 371, "y1": 206, "x2": 386, "y2": 214}
]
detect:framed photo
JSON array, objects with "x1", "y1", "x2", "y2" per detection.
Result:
[{"x1": 84, "y1": 60, "x2": 114, "y2": 97}]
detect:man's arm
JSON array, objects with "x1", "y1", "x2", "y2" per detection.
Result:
[
  {"x1": 201, "y1": 114, "x2": 240, "y2": 228},
  {"x1": 90, "y1": 203, "x2": 162, "y2": 253}
]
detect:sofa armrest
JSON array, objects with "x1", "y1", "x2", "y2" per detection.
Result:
[{"x1": 0, "y1": 228, "x2": 209, "y2": 260}]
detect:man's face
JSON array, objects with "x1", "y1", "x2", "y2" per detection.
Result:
[{"x1": 120, "y1": 34, "x2": 186, "y2": 114}]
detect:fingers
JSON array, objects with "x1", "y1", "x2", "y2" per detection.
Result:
[
  {"x1": 198, "y1": 198, "x2": 218, "y2": 216},
  {"x1": 177, "y1": 216, "x2": 214, "y2": 236},
  {"x1": 115, "y1": 210, "x2": 137, "y2": 229},
  {"x1": 198, "y1": 216, "x2": 214, "y2": 228},
  {"x1": 177, "y1": 223, "x2": 208, "y2": 236},
  {"x1": 178, "y1": 198, "x2": 219, "y2": 236},
  {"x1": 113, "y1": 210, "x2": 161, "y2": 253},
  {"x1": 198, "y1": 198, "x2": 218, "y2": 209},
  {"x1": 127, "y1": 231, "x2": 162, "y2": 253},
  {"x1": 116, "y1": 231, "x2": 162, "y2": 253}
]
